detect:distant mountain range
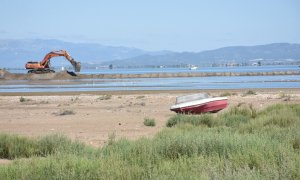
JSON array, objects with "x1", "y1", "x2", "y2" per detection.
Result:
[
  {"x1": 0, "y1": 39, "x2": 299, "y2": 68},
  {"x1": 102, "y1": 43, "x2": 300, "y2": 67}
]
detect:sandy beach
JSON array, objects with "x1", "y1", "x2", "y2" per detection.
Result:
[{"x1": 0, "y1": 89, "x2": 299, "y2": 147}]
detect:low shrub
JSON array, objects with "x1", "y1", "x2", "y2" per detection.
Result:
[
  {"x1": 0, "y1": 134, "x2": 37, "y2": 159},
  {"x1": 136, "y1": 96, "x2": 145, "y2": 99},
  {"x1": 223, "y1": 114, "x2": 250, "y2": 127},
  {"x1": 242, "y1": 90, "x2": 256, "y2": 96},
  {"x1": 71, "y1": 96, "x2": 79, "y2": 102},
  {"x1": 293, "y1": 138, "x2": 300, "y2": 150},
  {"x1": 0, "y1": 134, "x2": 88, "y2": 159},
  {"x1": 220, "y1": 92, "x2": 237, "y2": 97},
  {"x1": 166, "y1": 114, "x2": 215, "y2": 127},
  {"x1": 259, "y1": 104, "x2": 299, "y2": 128},
  {"x1": 97, "y1": 95, "x2": 112, "y2": 101},
  {"x1": 19, "y1": 96, "x2": 31, "y2": 102},
  {"x1": 37, "y1": 134, "x2": 87, "y2": 156},
  {"x1": 144, "y1": 118, "x2": 156, "y2": 127},
  {"x1": 262, "y1": 111, "x2": 297, "y2": 128},
  {"x1": 223, "y1": 104, "x2": 257, "y2": 118},
  {"x1": 278, "y1": 92, "x2": 291, "y2": 101},
  {"x1": 107, "y1": 132, "x2": 116, "y2": 145},
  {"x1": 57, "y1": 109, "x2": 75, "y2": 116}
]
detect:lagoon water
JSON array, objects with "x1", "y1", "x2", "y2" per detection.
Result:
[
  {"x1": 9, "y1": 65, "x2": 300, "y2": 75},
  {"x1": 82, "y1": 65, "x2": 300, "y2": 75},
  {"x1": 1, "y1": 75, "x2": 299, "y2": 93},
  {"x1": 2, "y1": 65, "x2": 300, "y2": 92}
]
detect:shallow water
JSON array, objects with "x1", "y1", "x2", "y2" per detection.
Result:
[
  {"x1": 1, "y1": 75, "x2": 299, "y2": 93},
  {"x1": 9, "y1": 65, "x2": 300, "y2": 75}
]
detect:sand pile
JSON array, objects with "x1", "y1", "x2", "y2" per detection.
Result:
[
  {"x1": 0, "y1": 70, "x2": 79, "y2": 80},
  {"x1": 0, "y1": 69, "x2": 10, "y2": 79},
  {"x1": 53, "y1": 71, "x2": 79, "y2": 79},
  {"x1": 25, "y1": 71, "x2": 79, "y2": 80}
]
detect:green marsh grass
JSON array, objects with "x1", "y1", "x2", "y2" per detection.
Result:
[
  {"x1": 1, "y1": 104, "x2": 300, "y2": 179},
  {"x1": 144, "y1": 118, "x2": 156, "y2": 127}
]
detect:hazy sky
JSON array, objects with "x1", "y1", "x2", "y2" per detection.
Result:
[{"x1": 1, "y1": 0, "x2": 299, "y2": 51}]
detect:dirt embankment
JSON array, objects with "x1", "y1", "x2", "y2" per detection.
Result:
[
  {"x1": 1, "y1": 69, "x2": 300, "y2": 81},
  {"x1": 0, "y1": 70, "x2": 78, "y2": 80}
]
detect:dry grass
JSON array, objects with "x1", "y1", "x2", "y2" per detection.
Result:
[
  {"x1": 242, "y1": 90, "x2": 256, "y2": 96},
  {"x1": 53, "y1": 109, "x2": 75, "y2": 116},
  {"x1": 136, "y1": 95, "x2": 145, "y2": 99},
  {"x1": 19, "y1": 96, "x2": 31, "y2": 102},
  {"x1": 97, "y1": 95, "x2": 112, "y2": 101},
  {"x1": 219, "y1": 92, "x2": 237, "y2": 97},
  {"x1": 278, "y1": 92, "x2": 291, "y2": 101}
]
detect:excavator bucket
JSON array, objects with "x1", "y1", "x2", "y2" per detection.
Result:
[{"x1": 71, "y1": 61, "x2": 81, "y2": 72}]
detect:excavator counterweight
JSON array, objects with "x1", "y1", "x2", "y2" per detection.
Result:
[{"x1": 25, "y1": 50, "x2": 81, "y2": 74}]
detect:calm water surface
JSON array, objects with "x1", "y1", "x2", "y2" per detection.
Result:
[
  {"x1": 1, "y1": 75, "x2": 299, "y2": 93},
  {"x1": 9, "y1": 65, "x2": 300, "y2": 74}
]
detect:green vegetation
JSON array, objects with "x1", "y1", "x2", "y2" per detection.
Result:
[
  {"x1": 107, "y1": 132, "x2": 116, "y2": 145},
  {"x1": 1, "y1": 104, "x2": 300, "y2": 179},
  {"x1": 166, "y1": 104, "x2": 257, "y2": 128},
  {"x1": 97, "y1": 94, "x2": 112, "y2": 101},
  {"x1": 19, "y1": 96, "x2": 31, "y2": 102},
  {"x1": 136, "y1": 95, "x2": 145, "y2": 99},
  {"x1": 144, "y1": 118, "x2": 156, "y2": 127},
  {"x1": 219, "y1": 91, "x2": 237, "y2": 97},
  {"x1": 0, "y1": 134, "x2": 89, "y2": 159},
  {"x1": 242, "y1": 90, "x2": 257, "y2": 96}
]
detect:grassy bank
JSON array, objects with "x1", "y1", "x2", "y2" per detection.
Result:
[{"x1": 0, "y1": 104, "x2": 300, "y2": 179}]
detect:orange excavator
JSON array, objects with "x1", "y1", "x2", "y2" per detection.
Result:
[{"x1": 25, "y1": 50, "x2": 81, "y2": 73}]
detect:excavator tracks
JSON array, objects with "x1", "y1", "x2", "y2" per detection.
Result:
[{"x1": 28, "y1": 69, "x2": 55, "y2": 74}]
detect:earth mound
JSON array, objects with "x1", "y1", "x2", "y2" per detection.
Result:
[
  {"x1": 0, "y1": 70, "x2": 79, "y2": 80},
  {"x1": 0, "y1": 69, "x2": 10, "y2": 79}
]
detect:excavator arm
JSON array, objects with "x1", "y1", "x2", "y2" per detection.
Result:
[
  {"x1": 40, "y1": 50, "x2": 81, "y2": 72},
  {"x1": 25, "y1": 50, "x2": 81, "y2": 73}
]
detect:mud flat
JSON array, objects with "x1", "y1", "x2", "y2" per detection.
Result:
[{"x1": 1, "y1": 69, "x2": 300, "y2": 81}]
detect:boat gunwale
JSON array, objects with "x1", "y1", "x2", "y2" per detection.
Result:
[{"x1": 170, "y1": 97, "x2": 228, "y2": 110}]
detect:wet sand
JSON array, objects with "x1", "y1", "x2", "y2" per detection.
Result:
[{"x1": 0, "y1": 89, "x2": 299, "y2": 148}]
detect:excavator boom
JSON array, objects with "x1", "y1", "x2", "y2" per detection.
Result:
[{"x1": 25, "y1": 50, "x2": 81, "y2": 73}]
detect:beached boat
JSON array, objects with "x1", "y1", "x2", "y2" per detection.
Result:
[{"x1": 170, "y1": 93, "x2": 228, "y2": 114}]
